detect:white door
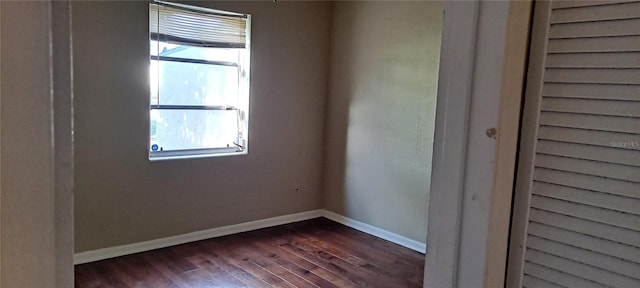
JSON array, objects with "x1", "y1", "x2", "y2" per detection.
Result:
[{"x1": 507, "y1": 1, "x2": 640, "y2": 287}]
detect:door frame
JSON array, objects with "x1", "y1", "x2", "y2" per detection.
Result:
[
  {"x1": 506, "y1": 1, "x2": 552, "y2": 286},
  {"x1": 425, "y1": 1, "x2": 532, "y2": 287},
  {"x1": 423, "y1": 1, "x2": 480, "y2": 287}
]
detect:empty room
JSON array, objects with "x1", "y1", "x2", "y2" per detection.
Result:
[
  {"x1": 73, "y1": 0, "x2": 442, "y2": 286},
  {"x1": 4, "y1": 0, "x2": 638, "y2": 287}
]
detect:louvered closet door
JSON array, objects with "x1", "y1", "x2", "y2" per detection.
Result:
[{"x1": 507, "y1": 1, "x2": 640, "y2": 287}]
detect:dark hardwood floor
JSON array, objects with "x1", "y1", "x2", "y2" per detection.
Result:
[{"x1": 75, "y1": 218, "x2": 425, "y2": 288}]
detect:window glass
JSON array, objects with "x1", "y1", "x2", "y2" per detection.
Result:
[
  {"x1": 150, "y1": 109, "x2": 239, "y2": 151},
  {"x1": 151, "y1": 58, "x2": 239, "y2": 107}
]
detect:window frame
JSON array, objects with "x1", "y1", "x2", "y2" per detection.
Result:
[{"x1": 148, "y1": 1, "x2": 251, "y2": 161}]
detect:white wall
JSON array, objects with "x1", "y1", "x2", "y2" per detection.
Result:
[
  {"x1": 323, "y1": 1, "x2": 442, "y2": 243},
  {"x1": 73, "y1": 1, "x2": 332, "y2": 252}
]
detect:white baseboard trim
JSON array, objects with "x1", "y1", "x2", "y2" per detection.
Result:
[
  {"x1": 321, "y1": 210, "x2": 427, "y2": 254},
  {"x1": 74, "y1": 209, "x2": 323, "y2": 265},
  {"x1": 74, "y1": 209, "x2": 426, "y2": 265}
]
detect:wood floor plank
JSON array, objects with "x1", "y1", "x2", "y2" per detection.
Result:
[
  {"x1": 226, "y1": 230, "x2": 347, "y2": 287},
  {"x1": 109, "y1": 256, "x2": 179, "y2": 288},
  {"x1": 298, "y1": 229, "x2": 410, "y2": 271},
  {"x1": 169, "y1": 242, "x2": 252, "y2": 287},
  {"x1": 75, "y1": 218, "x2": 426, "y2": 288},
  {"x1": 139, "y1": 250, "x2": 203, "y2": 288},
  {"x1": 199, "y1": 239, "x2": 296, "y2": 288},
  {"x1": 276, "y1": 238, "x2": 383, "y2": 286},
  {"x1": 263, "y1": 224, "x2": 417, "y2": 288},
  {"x1": 287, "y1": 235, "x2": 398, "y2": 285},
  {"x1": 106, "y1": 259, "x2": 148, "y2": 288},
  {"x1": 186, "y1": 255, "x2": 247, "y2": 287},
  {"x1": 244, "y1": 234, "x2": 360, "y2": 288},
  {"x1": 192, "y1": 242, "x2": 274, "y2": 287},
  {"x1": 314, "y1": 219, "x2": 424, "y2": 264},
  {"x1": 300, "y1": 222, "x2": 424, "y2": 285},
  {"x1": 251, "y1": 255, "x2": 319, "y2": 288},
  {"x1": 75, "y1": 264, "x2": 109, "y2": 288},
  {"x1": 213, "y1": 234, "x2": 319, "y2": 288},
  {"x1": 91, "y1": 261, "x2": 129, "y2": 288},
  {"x1": 260, "y1": 253, "x2": 341, "y2": 288}
]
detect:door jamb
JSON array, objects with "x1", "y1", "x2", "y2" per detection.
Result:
[
  {"x1": 424, "y1": 1, "x2": 480, "y2": 287},
  {"x1": 505, "y1": 1, "x2": 552, "y2": 287}
]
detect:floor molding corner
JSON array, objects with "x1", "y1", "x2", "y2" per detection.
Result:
[{"x1": 320, "y1": 210, "x2": 427, "y2": 254}]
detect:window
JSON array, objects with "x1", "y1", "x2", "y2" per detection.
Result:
[{"x1": 149, "y1": 1, "x2": 250, "y2": 160}]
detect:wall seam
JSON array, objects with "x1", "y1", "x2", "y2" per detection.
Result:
[{"x1": 317, "y1": 1, "x2": 335, "y2": 210}]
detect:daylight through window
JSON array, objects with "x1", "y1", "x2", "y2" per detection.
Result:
[{"x1": 149, "y1": 1, "x2": 250, "y2": 160}]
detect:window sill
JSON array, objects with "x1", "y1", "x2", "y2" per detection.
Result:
[{"x1": 149, "y1": 150, "x2": 247, "y2": 162}]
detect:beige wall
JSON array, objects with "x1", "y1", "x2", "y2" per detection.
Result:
[
  {"x1": 73, "y1": 1, "x2": 331, "y2": 252},
  {"x1": 1, "y1": 1, "x2": 74, "y2": 286},
  {"x1": 52, "y1": 1, "x2": 75, "y2": 286},
  {"x1": 323, "y1": 1, "x2": 442, "y2": 243},
  {"x1": 2, "y1": 1, "x2": 55, "y2": 285}
]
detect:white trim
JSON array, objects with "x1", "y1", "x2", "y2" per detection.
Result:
[
  {"x1": 74, "y1": 210, "x2": 322, "y2": 264},
  {"x1": 74, "y1": 209, "x2": 427, "y2": 265},
  {"x1": 148, "y1": 150, "x2": 247, "y2": 162},
  {"x1": 424, "y1": 1, "x2": 479, "y2": 287},
  {"x1": 507, "y1": 2, "x2": 551, "y2": 287},
  {"x1": 321, "y1": 210, "x2": 427, "y2": 253}
]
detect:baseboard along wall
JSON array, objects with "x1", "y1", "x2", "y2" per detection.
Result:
[
  {"x1": 321, "y1": 210, "x2": 427, "y2": 254},
  {"x1": 74, "y1": 209, "x2": 427, "y2": 265}
]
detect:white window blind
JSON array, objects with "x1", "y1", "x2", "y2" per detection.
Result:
[{"x1": 149, "y1": 1, "x2": 248, "y2": 48}]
